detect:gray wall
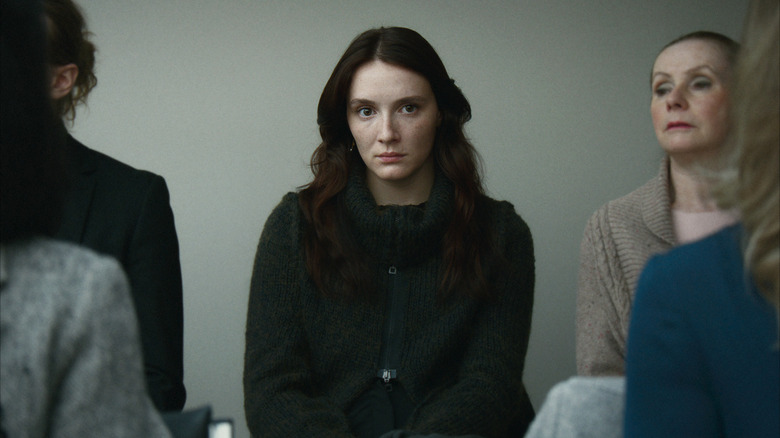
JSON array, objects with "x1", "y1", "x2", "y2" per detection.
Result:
[{"x1": 74, "y1": 1, "x2": 746, "y2": 436}]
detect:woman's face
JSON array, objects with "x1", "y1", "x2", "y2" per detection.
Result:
[
  {"x1": 650, "y1": 39, "x2": 731, "y2": 159},
  {"x1": 347, "y1": 60, "x2": 440, "y2": 203}
]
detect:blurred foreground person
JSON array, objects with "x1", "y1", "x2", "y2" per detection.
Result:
[
  {"x1": 0, "y1": 1, "x2": 172, "y2": 436},
  {"x1": 625, "y1": 0, "x2": 780, "y2": 435}
]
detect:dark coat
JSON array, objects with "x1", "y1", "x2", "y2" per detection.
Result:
[{"x1": 55, "y1": 134, "x2": 185, "y2": 411}]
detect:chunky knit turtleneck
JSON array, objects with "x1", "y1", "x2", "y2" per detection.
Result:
[
  {"x1": 245, "y1": 170, "x2": 535, "y2": 438},
  {"x1": 343, "y1": 166, "x2": 454, "y2": 267}
]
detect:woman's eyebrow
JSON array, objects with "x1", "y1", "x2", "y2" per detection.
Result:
[
  {"x1": 348, "y1": 95, "x2": 429, "y2": 107},
  {"x1": 652, "y1": 64, "x2": 718, "y2": 81}
]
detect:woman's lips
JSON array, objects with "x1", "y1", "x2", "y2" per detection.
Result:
[
  {"x1": 378, "y1": 153, "x2": 404, "y2": 163},
  {"x1": 667, "y1": 121, "x2": 693, "y2": 130}
]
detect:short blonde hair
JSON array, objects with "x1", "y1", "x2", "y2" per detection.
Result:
[{"x1": 716, "y1": 0, "x2": 780, "y2": 310}]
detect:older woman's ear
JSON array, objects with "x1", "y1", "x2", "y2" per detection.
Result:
[{"x1": 50, "y1": 63, "x2": 78, "y2": 100}]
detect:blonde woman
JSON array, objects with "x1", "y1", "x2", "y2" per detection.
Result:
[{"x1": 624, "y1": 0, "x2": 779, "y2": 435}]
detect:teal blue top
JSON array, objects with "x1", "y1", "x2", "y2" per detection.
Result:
[{"x1": 625, "y1": 224, "x2": 779, "y2": 437}]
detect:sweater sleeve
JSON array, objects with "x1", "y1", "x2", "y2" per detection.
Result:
[
  {"x1": 576, "y1": 208, "x2": 628, "y2": 376},
  {"x1": 407, "y1": 204, "x2": 536, "y2": 437},
  {"x1": 243, "y1": 194, "x2": 354, "y2": 438}
]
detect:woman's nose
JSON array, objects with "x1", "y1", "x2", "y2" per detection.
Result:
[
  {"x1": 377, "y1": 116, "x2": 399, "y2": 143},
  {"x1": 666, "y1": 86, "x2": 688, "y2": 111}
]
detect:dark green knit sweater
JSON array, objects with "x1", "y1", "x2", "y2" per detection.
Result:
[{"x1": 244, "y1": 170, "x2": 535, "y2": 437}]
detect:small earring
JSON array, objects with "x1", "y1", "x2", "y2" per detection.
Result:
[{"x1": 349, "y1": 141, "x2": 355, "y2": 152}]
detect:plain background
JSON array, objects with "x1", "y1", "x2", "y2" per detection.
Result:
[{"x1": 72, "y1": 1, "x2": 746, "y2": 436}]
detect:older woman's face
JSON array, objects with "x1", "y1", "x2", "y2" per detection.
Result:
[{"x1": 650, "y1": 39, "x2": 731, "y2": 159}]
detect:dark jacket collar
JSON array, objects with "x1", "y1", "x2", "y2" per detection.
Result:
[
  {"x1": 54, "y1": 128, "x2": 98, "y2": 242},
  {"x1": 63, "y1": 132, "x2": 98, "y2": 176}
]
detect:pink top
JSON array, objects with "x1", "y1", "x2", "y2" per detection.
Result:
[{"x1": 672, "y1": 209, "x2": 739, "y2": 244}]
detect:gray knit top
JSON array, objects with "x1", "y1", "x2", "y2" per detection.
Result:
[{"x1": 0, "y1": 238, "x2": 171, "y2": 438}]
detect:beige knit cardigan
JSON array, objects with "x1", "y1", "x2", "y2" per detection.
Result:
[{"x1": 576, "y1": 158, "x2": 676, "y2": 376}]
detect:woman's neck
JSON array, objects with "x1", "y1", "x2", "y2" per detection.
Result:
[
  {"x1": 366, "y1": 161, "x2": 435, "y2": 206},
  {"x1": 668, "y1": 154, "x2": 720, "y2": 212},
  {"x1": 368, "y1": 178, "x2": 433, "y2": 206}
]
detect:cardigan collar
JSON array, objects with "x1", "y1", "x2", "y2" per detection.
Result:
[
  {"x1": 342, "y1": 164, "x2": 454, "y2": 267},
  {"x1": 641, "y1": 155, "x2": 676, "y2": 246}
]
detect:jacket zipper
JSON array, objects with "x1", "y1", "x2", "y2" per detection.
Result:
[{"x1": 377, "y1": 265, "x2": 403, "y2": 391}]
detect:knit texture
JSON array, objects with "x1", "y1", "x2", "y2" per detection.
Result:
[
  {"x1": 0, "y1": 238, "x2": 171, "y2": 438},
  {"x1": 244, "y1": 169, "x2": 535, "y2": 437},
  {"x1": 344, "y1": 166, "x2": 453, "y2": 268},
  {"x1": 576, "y1": 158, "x2": 675, "y2": 376}
]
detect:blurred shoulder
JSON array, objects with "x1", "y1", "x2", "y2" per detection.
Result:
[
  {"x1": 638, "y1": 226, "x2": 742, "y2": 309},
  {"x1": 3, "y1": 237, "x2": 124, "y2": 278},
  {"x1": 644, "y1": 225, "x2": 740, "y2": 281},
  {"x1": 1, "y1": 237, "x2": 129, "y2": 325}
]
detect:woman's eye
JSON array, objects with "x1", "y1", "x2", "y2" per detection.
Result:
[
  {"x1": 358, "y1": 108, "x2": 373, "y2": 117},
  {"x1": 653, "y1": 84, "x2": 672, "y2": 97},
  {"x1": 401, "y1": 104, "x2": 417, "y2": 114},
  {"x1": 691, "y1": 78, "x2": 712, "y2": 90}
]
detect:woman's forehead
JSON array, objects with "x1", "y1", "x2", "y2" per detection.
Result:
[{"x1": 653, "y1": 39, "x2": 731, "y2": 75}]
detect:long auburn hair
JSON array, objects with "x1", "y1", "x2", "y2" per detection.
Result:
[{"x1": 299, "y1": 27, "x2": 492, "y2": 300}]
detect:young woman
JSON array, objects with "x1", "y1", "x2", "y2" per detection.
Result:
[
  {"x1": 625, "y1": 0, "x2": 780, "y2": 434},
  {"x1": 243, "y1": 27, "x2": 536, "y2": 438},
  {"x1": 576, "y1": 31, "x2": 739, "y2": 376}
]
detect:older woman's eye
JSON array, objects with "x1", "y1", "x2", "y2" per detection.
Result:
[
  {"x1": 653, "y1": 84, "x2": 672, "y2": 97},
  {"x1": 691, "y1": 77, "x2": 712, "y2": 90}
]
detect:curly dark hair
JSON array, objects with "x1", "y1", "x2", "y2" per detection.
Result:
[{"x1": 44, "y1": 0, "x2": 97, "y2": 122}]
